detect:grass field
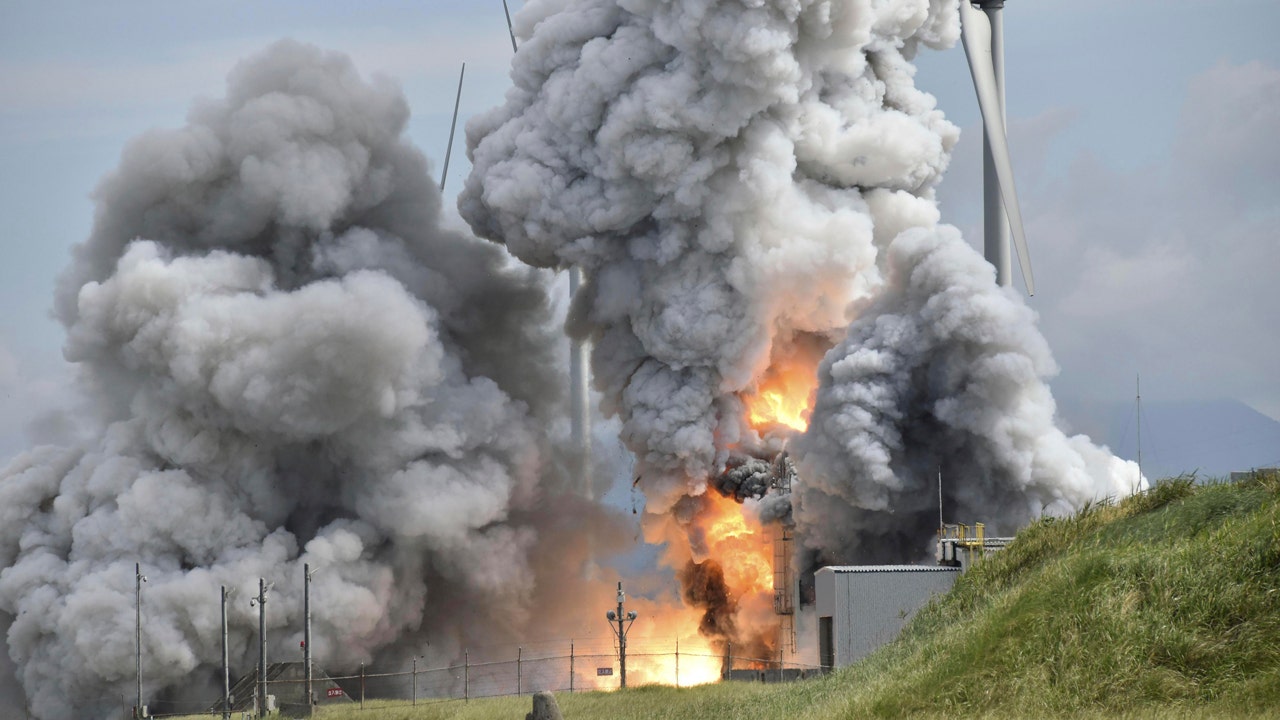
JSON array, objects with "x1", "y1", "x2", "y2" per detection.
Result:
[{"x1": 177, "y1": 472, "x2": 1280, "y2": 719}]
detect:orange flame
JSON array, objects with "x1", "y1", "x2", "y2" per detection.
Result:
[
  {"x1": 744, "y1": 362, "x2": 819, "y2": 433},
  {"x1": 600, "y1": 600, "x2": 727, "y2": 687},
  {"x1": 607, "y1": 341, "x2": 829, "y2": 689},
  {"x1": 698, "y1": 492, "x2": 775, "y2": 597},
  {"x1": 641, "y1": 490, "x2": 780, "y2": 681}
]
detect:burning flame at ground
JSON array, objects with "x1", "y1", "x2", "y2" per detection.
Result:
[
  {"x1": 607, "y1": 600, "x2": 730, "y2": 688},
  {"x1": 612, "y1": 340, "x2": 829, "y2": 689},
  {"x1": 641, "y1": 490, "x2": 781, "y2": 680}
]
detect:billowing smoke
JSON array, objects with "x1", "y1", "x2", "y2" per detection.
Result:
[
  {"x1": 0, "y1": 40, "x2": 592, "y2": 718},
  {"x1": 715, "y1": 457, "x2": 776, "y2": 504},
  {"x1": 793, "y1": 226, "x2": 1143, "y2": 562},
  {"x1": 462, "y1": 0, "x2": 1140, "y2": 646},
  {"x1": 462, "y1": 0, "x2": 963, "y2": 513}
]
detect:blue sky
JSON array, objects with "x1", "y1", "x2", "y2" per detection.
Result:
[{"x1": 2, "y1": 0, "x2": 1278, "y2": 465}]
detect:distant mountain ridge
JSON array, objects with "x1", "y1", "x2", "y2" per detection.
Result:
[{"x1": 1055, "y1": 397, "x2": 1280, "y2": 481}]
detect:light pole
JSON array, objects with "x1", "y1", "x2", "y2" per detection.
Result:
[
  {"x1": 135, "y1": 563, "x2": 147, "y2": 719},
  {"x1": 303, "y1": 564, "x2": 315, "y2": 716},
  {"x1": 250, "y1": 579, "x2": 270, "y2": 718},
  {"x1": 221, "y1": 586, "x2": 233, "y2": 720},
  {"x1": 605, "y1": 581, "x2": 638, "y2": 689}
]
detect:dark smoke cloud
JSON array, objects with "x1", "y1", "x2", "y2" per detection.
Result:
[
  {"x1": 676, "y1": 558, "x2": 773, "y2": 662},
  {"x1": 0, "y1": 40, "x2": 582, "y2": 719},
  {"x1": 714, "y1": 457, "x2": 775, "y2": 504}
]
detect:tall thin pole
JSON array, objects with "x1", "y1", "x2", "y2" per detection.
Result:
[
  {"x1": 569, "y1": 267, "x2": 592, "y2": 506},
  {"x1": 1136, "y1": 374, "x2": 1143, "y2": 481},
  {"x1": 221, "y1": 586, "x2": 230, "y2": 720},
  {"x1": 604, "y1": 582, "x2": 637, "y2": 689},
  {"x1": 135, "y1": 563, "x2": 145, "y2": 719},
  {"x1": 938, "y1": 468, "x2": 944, "y2": 530},
  {"x1": 503, "y1": 0, "x2": 595, "y2": 518},
  {"x1": 255, "y1": 578, "x2": 268, "y2": 719},
  {"x1": 304, "y1": 564, "x2": 313, "y2": 716},
  {"x1": 616, "y1": 584, "x2": 627, "y2": 689},
  {"x1": 439, "y1": 63, "x2": 466, "y2": 191}
]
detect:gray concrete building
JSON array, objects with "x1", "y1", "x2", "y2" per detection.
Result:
[{"x1": 815, "y1": 565, "x2": 960, "y2": 669}]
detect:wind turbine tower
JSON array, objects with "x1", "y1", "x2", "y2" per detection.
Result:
[
  {"x1": 500, "y1": 0, "x2": 593, "y2": 503},
  {"x1": 960, "y1": 0, "x2": 1036, "y2": 295}
]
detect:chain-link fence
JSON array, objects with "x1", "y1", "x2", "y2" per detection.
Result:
[
  {"x1": 109, "y1": 639, "x2": 824, "y2": 718},
  {"x1": 292, "y1": 641, "x2": 822, "y2": 705}
]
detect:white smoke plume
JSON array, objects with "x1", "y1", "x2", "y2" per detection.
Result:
[
  {"x1": 793, "y1": 226, "x2": 1143, "y2": 562},
  {"x1": 0, "y1": 40, "x2": 592, "y2": 718},
  {"x1": 462, "y1": 0, "x2": 962, "y2": 514},
  {"x1": 462, "y1": 0, "x2": 1139, "y2": 587}
]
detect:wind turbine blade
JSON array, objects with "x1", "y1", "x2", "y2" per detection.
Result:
[
  {"x1": 959, "y1": 0, "x2": 1036, "y2": 295},
  {"x1": 440, "y1": 62, "x2": 466, "y2": 192},
  {"x1": 502, "y1": 0, "x2": 519, "y2": 53}
]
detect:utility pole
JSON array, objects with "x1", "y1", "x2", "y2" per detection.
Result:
[
  {"x1": 221, "y1": 586, "x2": 231, "y2": 720},
  {"x1": 303, "y1": 564, "x2": 315, "y2": 716},
  {"x1": 250, "y1": 578, "x2": 270, "y2": 718},
  {"x1": 135, "y1": 563, "x2": 147, "y2": 719},
  {"x1": 604, "y1": 581, "x2": 638, "y2": 689}
]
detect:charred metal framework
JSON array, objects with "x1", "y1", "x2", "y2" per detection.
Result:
[
  {"x1": 769, "y1": 455, "x2": 798, "y2": 654},
  {"x1": 712, "y1": 449, "x2": 801, "y2": 655}
]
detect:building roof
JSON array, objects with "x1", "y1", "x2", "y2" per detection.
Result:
[{"x1": 817, "y1": 565, "x2": 960, "y2": 574}]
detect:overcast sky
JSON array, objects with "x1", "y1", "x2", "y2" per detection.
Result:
[{"x1": 2, "y1": 0, "x2": 1277, "y2": 463}]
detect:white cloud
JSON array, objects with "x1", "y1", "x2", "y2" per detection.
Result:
[{"x1": 1016, "y1": 61, "x2": 1280, "y2": 420}]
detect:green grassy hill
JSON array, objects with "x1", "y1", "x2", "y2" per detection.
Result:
[
  {"x1": 824, "y1": 471, "x2": 1280, "y2": 719},
  {"x1": 183, "y1": 472, "x2": 1280, "y2": 719}
]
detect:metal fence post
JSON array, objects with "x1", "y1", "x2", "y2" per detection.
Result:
[
  {"x1": 517, "y1": 646, "x2": 522, "y2": 695},
  {"x1": 675, "y1": 638, "x2": 680, "y2": 688},
  {"x1": 464, "y1": 650, "x2": 469, "y2": 702},
  {"x1": 569, "y1": 641, "x2": 574, "y2": 693},
  {"x1": 726, "y1": 642, "x2": 733, "y2": 680},
  {"x1": 412, "y1": 657, "x2": 417, "y2": 706},
  {"x1": 359, "y1": 662, "x2": 364, "y2": 709}
]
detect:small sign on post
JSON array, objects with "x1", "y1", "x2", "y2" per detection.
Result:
[
  {"x1": 326, "y1": 687, "x2": 344, "y2": 698},
  {"x1": 596, "y1": 667, "x2": 613, "y2": 677}
]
